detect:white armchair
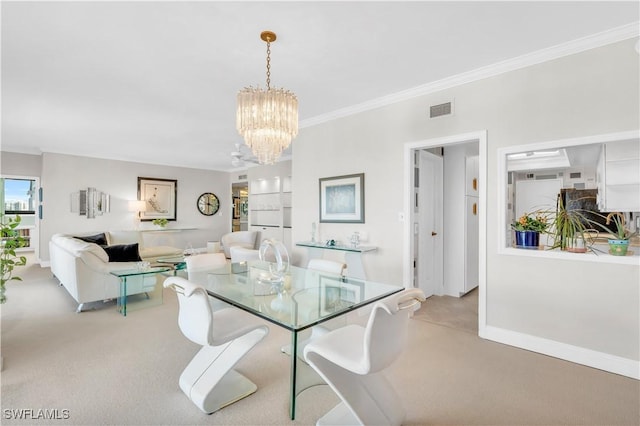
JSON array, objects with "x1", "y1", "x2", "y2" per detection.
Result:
[
  {"x1": 220, "y1": 231, "x2": 259, "y2": 259},
  {"x1": 163, "y1": 277, "x2": 269, "y2": 414},
  {"x1": 304, "y1": 288, "x2": 425, "y2": 426}
]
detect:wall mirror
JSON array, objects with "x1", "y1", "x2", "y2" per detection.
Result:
[{"x1": 70, "y1": 187, "x2": 110, "y2": 219}]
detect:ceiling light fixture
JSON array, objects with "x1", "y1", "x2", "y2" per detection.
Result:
[{"x1": 236, "y1": 31, "x2": 298, "y2": 165}]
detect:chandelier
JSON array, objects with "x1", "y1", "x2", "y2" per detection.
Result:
[{"x1": 236, "y1": 31, "x2": 298, "y2": 165}]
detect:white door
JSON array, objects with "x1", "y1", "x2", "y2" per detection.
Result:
[{"x1": 417, "y1": 151, "x2": 443, "y2": 298}]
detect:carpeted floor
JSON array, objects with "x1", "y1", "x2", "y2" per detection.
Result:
[
  {"x1": 1, "y1": 255, "x2": 638, "y2": 425},
  {"x1": 413, "y1": 289, "x2": 479, "y2": 334}
]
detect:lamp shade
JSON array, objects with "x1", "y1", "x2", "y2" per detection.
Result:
[{"x1": 128, "y1": 200, "x2": 147, "y2": 213}]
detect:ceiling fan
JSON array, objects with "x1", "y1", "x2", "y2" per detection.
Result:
[{"x1": 230, "y1": 143, "x2": 259, "y2": 167}]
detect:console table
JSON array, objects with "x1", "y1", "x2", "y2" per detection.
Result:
[{"x1": 296, "y1": 241, "x2": 377, "y2": 279}]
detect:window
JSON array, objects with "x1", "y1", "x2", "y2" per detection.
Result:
[
  {"x1": 498, "y1": 130, "x2": 639, "y2": 264},
  {"x1": 3, "y1": 178, "x2": 36, "y2": 214}
]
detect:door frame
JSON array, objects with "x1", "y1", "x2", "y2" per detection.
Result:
[{"x1": 403, "y1": 130, "x2": 487, "y2": 336}]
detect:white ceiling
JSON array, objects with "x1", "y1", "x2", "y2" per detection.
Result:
[{"x1": 2, "y1": 1, "x2": 638, "y2": 171}]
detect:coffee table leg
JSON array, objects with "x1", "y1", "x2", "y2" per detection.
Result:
[{"x1": 119, "y1": 277, "x2": 127, "y2": 317}]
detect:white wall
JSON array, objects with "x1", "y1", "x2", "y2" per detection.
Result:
[
  {"x1": 292, "y1": 38, "x2": 640, "y2": 372},
  {"x1": 1, "y1": 151, "x2": 42, "y2": 176},
  {"x1": 39, "y1": 153, "x2": 232, "y2": 261}
]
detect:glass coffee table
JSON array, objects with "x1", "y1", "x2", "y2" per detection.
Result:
[
  {"x1": 110, "y1": 266, "x2": 171, "y2": 316},
  {"x1": 156, "y1": 256, "x2": 187, "y2": 275}
]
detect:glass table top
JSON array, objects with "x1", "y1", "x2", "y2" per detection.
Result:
[{"x1": 194, "y1": 260, "x2": 402, "y2": 332}]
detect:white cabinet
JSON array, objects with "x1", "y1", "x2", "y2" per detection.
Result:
[
  {"x1": 465, "y1": 155, "x2": 479, "y2": 196},
  {"x1": 596, "y1": 139, "x2": 640, "y2": 212},
  {"x1": 464, "y1": 196, "x2": 479, "y2": 293},
  {"x1": 248, "y1": 169, "x2": 293, "y2": 253},
  {"x1": 464, "y1": 155, "x2": 479, "y2": 294}
]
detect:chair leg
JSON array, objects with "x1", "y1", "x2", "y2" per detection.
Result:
[
  {"x1": 306, "y1": 352, "x2": 405, "y2": 426},
  {"x1": 179, "y1": 327, "x2": 268, "y2": 414}
]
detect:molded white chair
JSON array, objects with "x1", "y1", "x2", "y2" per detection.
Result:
[
  {"x1": 307, "y1": 258, "x2": 346, "y2": 276},
  {"x1": 185, "y1": 252, "x2": 229, "y2": 311},
  {"x1": 185, "y1": 252, "x2": 227, "y2": 276},
  {"x1": 281, "y1": 259, "x2": 347, "y2": 357},
  {"x1": 163, "y1": 277, "x2": 269, "y2": 414},
  {"x1": 303, "y1": 288, "x2": 425, "y2": 426}
]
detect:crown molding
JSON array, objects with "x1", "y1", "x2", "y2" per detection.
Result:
[{"x1": 300, "y1": 22, "x2": 640, "y2": 129}]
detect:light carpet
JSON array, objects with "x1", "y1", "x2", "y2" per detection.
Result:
[{"x1": 1, "y1": 257, "x2": 638, "y2": 425}]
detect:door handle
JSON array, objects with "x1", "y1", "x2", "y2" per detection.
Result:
[
  {"x1": 472, "y1": 178, "x2": 477, "y2": 191},
  {"x1": 431, "y1": 231, "x2": 437, "y2": 236},
  {"x1": 472, "y1": 203, "x2": 477, "y2": 215}
]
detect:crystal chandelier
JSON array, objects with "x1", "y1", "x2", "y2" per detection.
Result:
[{"x1": 236, "y1": 31, "x2": 298, "y2": 165}]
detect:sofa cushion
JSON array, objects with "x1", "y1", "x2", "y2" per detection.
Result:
[
  {"x1": 107, "y1": 231, "x2": 144, "y2": 248},
  {"x1": 103, "y1": 243, "x2": 142, "y2": 262},
  {"x1": 74, "y1": 233, "x2": 108, "y2": 246},
  {"x1": 140, "y1": 245, "x2": 183, "y2": 261}
]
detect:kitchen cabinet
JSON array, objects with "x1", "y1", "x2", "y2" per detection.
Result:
[{"x1": 596, "y1": 139, "x2": 640, "y2": 212}]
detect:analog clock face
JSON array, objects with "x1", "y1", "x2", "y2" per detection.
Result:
[{"x1": 197, "y1": 193, "x2": 220, "y2": 216}]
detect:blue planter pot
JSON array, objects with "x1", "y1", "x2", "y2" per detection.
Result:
[{"x1": 515, "y1": 231, "x2": 540, "y2": 248}]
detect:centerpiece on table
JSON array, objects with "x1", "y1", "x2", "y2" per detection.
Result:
[{"x1": 511, "y1": 211, "x2": 549, "y2": 249}]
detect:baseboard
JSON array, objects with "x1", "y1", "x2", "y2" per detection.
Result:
[
  {"x1": 482, "y1": 325, "x2": 639, "y2": 380},
  {"x1": 40, "y1": 261, "x2": 51, "y2": 268}
]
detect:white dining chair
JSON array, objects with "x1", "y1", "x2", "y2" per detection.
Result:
[
  {"x1": 303, "y1": 288, "x2": 425, "y2": 426},
  {"x1": 281, "y1": 258, "x2": 347, "y2": 358},
  {"x1": 163, "y1": 276, "x2": 269, "y2": 414},
  {"x1": 307, "y1": 258, "x2": 346, "y2": 276},
  {"x1": 185, "y1": 252, "x2": 229, "y2": 311}
]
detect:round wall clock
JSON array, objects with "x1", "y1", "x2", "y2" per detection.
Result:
[{"x1": 197, "y1": 192, "x2": 220, "y2": 216}]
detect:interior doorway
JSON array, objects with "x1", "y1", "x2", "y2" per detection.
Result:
[
  {"x1": 231, "y1": 182, "x2": 248, "y2": 232},
  {"x1": 403, "y1": 131, "x2": 487, "y2": 335}
]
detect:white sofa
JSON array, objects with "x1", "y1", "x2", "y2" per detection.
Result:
[{"x1": 50, "y1": 231, "x2": 183, "y2": 312}]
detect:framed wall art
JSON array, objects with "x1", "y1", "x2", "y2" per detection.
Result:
[
  {"x1": 319, "y1": 173, "x2": 364, "y2": 223},
  {"x1": 138, "y1": 177, "x2": 177, "y2": 221}
]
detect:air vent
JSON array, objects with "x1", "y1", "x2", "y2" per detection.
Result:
[
  {"x1": 238, "y1": 174, "x2": 247, "y2": 180},
  {"x1": 536, "y1": 174, "x2": 558, "y2": 180},
  {"x1": 569, "y1": 172, "x2": 582, "y2": 179},
  {"x1": 429, "y1": 102, "x2": 452, "y2": 118}
]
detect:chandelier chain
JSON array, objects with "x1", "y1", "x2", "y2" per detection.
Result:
[{"x1": 265, "y1": 40, "x2": 271, "y2": 90}]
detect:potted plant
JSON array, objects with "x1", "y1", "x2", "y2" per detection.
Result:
[
  {"x1": 601, "y1": 212, "x2": 636, "y2": 256},
  {"x1": 511, "y1": 211, "x2": 549, "y2": 248},
  {"x1": 546, "y1": 195, "x2": 597, "y2": 253},
  {"x1": 1, "y1": 214, "x2": 28, "y2": 304},
  {"x1": 152, "y1": 218, "x2": 169, "y2": 228}
]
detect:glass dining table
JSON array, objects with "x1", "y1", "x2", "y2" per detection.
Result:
[{"x1": 193, "y1": 260, "x2": 403, "y2": 420}]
